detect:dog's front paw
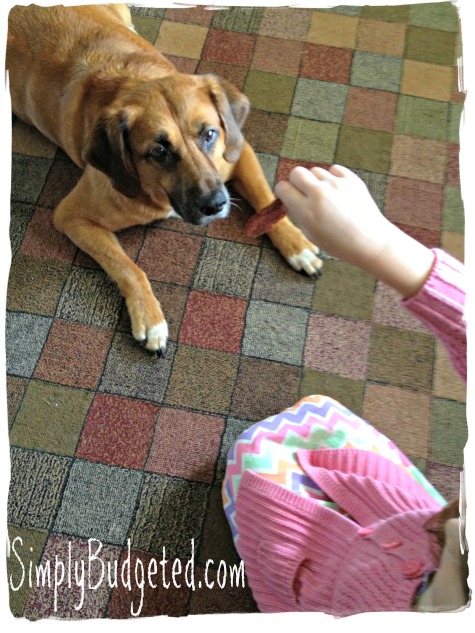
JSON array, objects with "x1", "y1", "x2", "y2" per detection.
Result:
[
  {"x1": 126, "y1": 294, "x2": 168, "y2": 353},
  {"x1": 267, "y1": 217, "x2": 323, "y2": 277}
]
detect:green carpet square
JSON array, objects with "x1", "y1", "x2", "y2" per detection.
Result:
[
  {"x1": 361, "y1": 5, "x2": 410, "y2": 22},
  {"x1": 351, "y1": 51, "x2": 403, "y2": 93},
  {"x1": 431, "y1": 398, "x2": 467, "y2": 467},
  {"x1": 292, "y1": 78, "x2": 349, "y2": 123},
  {"x1": 443, "y1": 186, "x2": 465, "y2": 232},
  {"x1": 396, "y1": 95, "x2": 450, "y2": 140},
  {"x1": 409, "y1": 2, "x2": 460, "y2": 31},
  {"x1": 282, "y1": 117, "x2": 339, "y2": 163},
  {"x1": 312, "y1": 260, "x2": 375, "y2": 319},
  {"x1": 336, "y1": 126, "x2": 393, "y2": 173},
  {"x1": 406, "y1": 26, "x2": 457, "y2": 65},
  {"x1": 299, "y1": 370, "x2": 365, "y2": 417},
  {"x1": 10, "y1": 381, "x2": 93, "y2": 455},
  {"x1": 244, "y1": 70, "x2": 297, "y2": 114}
]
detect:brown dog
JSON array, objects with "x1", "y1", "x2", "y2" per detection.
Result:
[{"x1": 7, "y1": 4, "x2": 321, "y2": 352}]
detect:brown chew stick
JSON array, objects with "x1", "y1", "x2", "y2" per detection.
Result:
[{"x1": 244, "y1": 198, "x2": 288, "y2": 238}]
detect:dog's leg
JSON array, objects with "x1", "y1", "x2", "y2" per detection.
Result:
[
  {"x1": 54, "y1": 187, "x2": 168, "y2": 353},
  {"x1": 231, "y1": 142, "x2": 323, "y2": 276}
]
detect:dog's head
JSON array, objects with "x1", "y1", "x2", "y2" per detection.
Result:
[{"x1": 84, "y1": 73, "x2": 250, "y2": 225}]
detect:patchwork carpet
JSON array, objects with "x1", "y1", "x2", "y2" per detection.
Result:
[{"x1": 6, "y1": 2, "x2": 467, "y2": 620}]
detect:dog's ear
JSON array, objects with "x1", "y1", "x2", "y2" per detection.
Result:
[
  {"x1": 204, "y1": 75, "x2": 250, "y2": 163},
  {"x1": 85, "y1": 107, "x2": 141, "y2": 198}
]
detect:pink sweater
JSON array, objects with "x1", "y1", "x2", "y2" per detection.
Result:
[{"x1": 233, "y1": 249, "x2": 466, "y2": 615}]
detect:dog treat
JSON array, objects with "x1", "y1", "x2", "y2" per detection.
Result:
[{"x1": 244, "y1": 198, "x2": 287, "y2": 238}]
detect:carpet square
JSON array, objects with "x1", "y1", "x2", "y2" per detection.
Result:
[
  {"x1": 372, "y1": 281, "x2": 427, "y2": 332},
  {"x1": 360, "y1": 5, "x2": 410, "y2": 22},
  {"x1": 396, "y1": 95, "x2": 450, "y2": 140},
  {"x1": 129, "y1": 474, "x2": 209, "y2": 558},
  {"x1": 292, "y1": 78, "x2": 349, "y2": 123},
  {"x1": 99, "y1": 334, "x2": 175, "y2": 403},
  {"x1": 77, "y1": 393, "x2": 159, "y2": 469},
  {"x1": 34, "y1": 320, "x2": 112, "y2": 389},
  {"x1": 10, "y1": 381, "x2": 93, "y2": 455},
  {"x1": 385, "y1": 177, "x2": 443, "y2": 229},
  {"x1": 447, "y1": 143, "x2": 460, "y2": 187},
  {"x1": 130, "y1": 6, "x2": 165, "y2": 19},
  {"x1": 107, "y1": 549, "x2": 190, "y2": 618},
  {"x1": 252, "y1": 247, "x2": 315, "y2": 309},
  {"x1": 312, "y1": 260, "x2": 375, "y2": 319},
  {"x1": 301, "y1": 43, "x2": 353, "y2": 83},
  {"x1": 242, "y1": 300, "x2": 308, "y2": 365},
  {"x1": 192, "y1": 238, "x2": 260, "y2": 298},
  {"x1": 165, "y1": 6, "x2": 213, "y2": 26},
  {"x1": 362, "y1": 383, "x2": 431, "y2": 460},
  {"x1": 211, "y1": 5, "x2": 263, "y2": 34},
  {"x1": 230, "y1": 356, "x2": 300, "y2": 422},
  {"x1": 282, "y1": 118, "x2": 339, "y2": 163},
  {"x1": 19, "y1": 206, "x2": 77, "y2": 263},
  {"x1": 203, "y1": 29, "x2": 255, "y2": 66},
  {"x1": 7, "y1": 525, "x2": 48, "y2": 617},
  {"x1": 7, "y1": 256, "x2": 70, "y2": 317},
  {"x1": 179, "y1": 290, "x2": 247, "y2": 353},
  {"x1": 6, "y1": 312, "x2": 52, "y2": 378},
  {"x1": 401, "y1": 60, "x2": 453, "y2": 102},
  {"x1": 344, "y1": 87, "x2": 398, "y2": 132},
  {"x1": 36, "y1": 151, "x2": 82, "y2": 209},
  {"x1": 155, "y1": 21, "x2": 208, "y2": 59},
  {"x1": 24, "y1": 535, "x2": 119, "y2": 620},
  {"x1": 147, "y1": 407, "x2": 225, "y2": 483},
  {"x1": 197, "y1": 60, "x2": 248, "y2": 90},
  {"x1": 443, "y1": 186, "x2": 465, "y2": 233},
  {"x1": 206, "y1": 202, "x2": 258, "y2": 246},
  {"x1": 6, "y1": 376, "x2": 28, "y2": 429},
  {"x1": 390, "y1": 136, "x2": 448, "y2": 184},
  {"x1": 433, "y1": 340, "x2": 466, "y2": 404},
  {"x1": 138, "y1": 228, "x2": 203, "y2": 285},
  {"x1": 392, "y1": 224, "x2": 440, "y2": 250},
  {"x1": 299, "y1": 371, "x2": 365, "y2": 417},
  {"x1": 131, "y1": 15, "x2": 161, "y2": 43},
  {"x1": 368, "y1": 325, "x2": 435, "y2": 393},
  {"x1": 11, "y1": 155, "x2": 52, "y2": 205},
  {"x1": 406, "y1": 25, "x2": 457, "y2": 66},
  {"x1": 12, "y1": 119, "x2": 57, "y2": 158},
  {"x1": 214, "y1": 416, "x2": 254, "y2": 486},
  {"x1": 244, "y1": 70, "x2": 297, "y2": 115},
  {"x1": 54, "y1": 460, "x2": 142, "y2": 544},
  {"x1": 252, "y1": 36, "x2": 303, "y2": 75},
  {"x1": 305, "y1": 314, "x2": 371, "y2": 381},
  {"x1": 10, "y1": 202, "x2": 35, "y2": 258},
  {"x1": 336, "y1": 126, "x2": 393, "y2": 173},
  {"x1": 351, "y1": 51, "x2": 403, "y2": 93},
  {"x1": 409, "y1": 3, "x2": 460, "y2": 32},
  {"x1": 431, "y1": 398, "x2": 467, "y2": 467},
  {"x1": 426, "y1": 464, "x2": 461, "y2": 504},
  {"x1": 356, "y1": 19, "x2": 407, "y2": 57},
  {"x1": 242, "y1": 110, "x2": 288, "y2": 154},
  {"x1": 441, "y1": 231, "x2": 464, "y2": 263},
  {"x1": 197, "y1": 487, "x2": 241, "y2": 567},
  {"x1": 56, "y1": 267, "x2": 123, "y2": 328},
  {"x1": 259, "y1": 7, "x2": 311, "y2": 40},
  {"x1": 307, "y1": 11, "x2": 358, "y2": 48},
  {"x1": 8, "y1": 448, "x2": 71, "y2": 530},
  {"x1": 165, "y1": 346, "x2": 239, "y2": 414}
]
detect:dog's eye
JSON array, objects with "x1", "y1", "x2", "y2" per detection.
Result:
[
  {"x1": 147, "y1": 145, "x2": 167, "y2": 162},
  {"x1": 202, "y1": 129, "x2": 218, "y2": 150}
]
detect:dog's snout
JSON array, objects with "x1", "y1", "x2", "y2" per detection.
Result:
[{"x1": 198, "y1": 189, "x2": 227, "y2": 217}]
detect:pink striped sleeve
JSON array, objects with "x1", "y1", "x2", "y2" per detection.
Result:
[{"x1": 402, "y1": 248, "x2": 466, "y2": 383}]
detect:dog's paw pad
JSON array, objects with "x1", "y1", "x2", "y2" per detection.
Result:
[{"x1": 288, "y1": 249, "x2": 323, "y2": 276}]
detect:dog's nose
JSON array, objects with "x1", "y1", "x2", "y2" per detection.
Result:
[{"x1": 198, "y1": 190, "x2": 227, "y2": 217}]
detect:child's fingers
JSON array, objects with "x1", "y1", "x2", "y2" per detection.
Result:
[{"x1": 329, "y1": 164, "x2": 354, "y2": 179}]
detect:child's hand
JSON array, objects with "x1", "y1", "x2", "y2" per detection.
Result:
[
  {"x1": 274, "y1": 165, "x2": 391, "y2": 270},
  {"x1": 275, "y1": 165, "x2": 435, "y2": 299}
]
